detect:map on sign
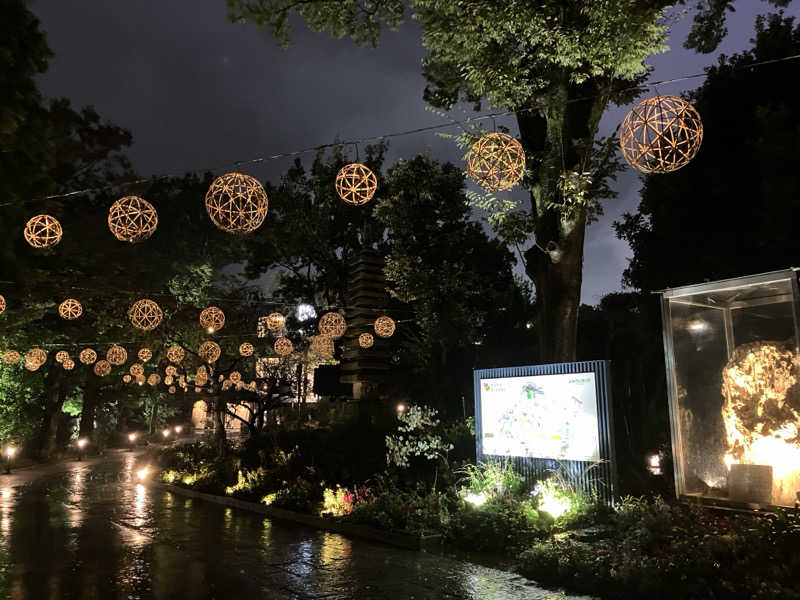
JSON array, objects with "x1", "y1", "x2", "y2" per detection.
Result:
[{"x1": 479, "y1": 372, "x2": 600, "y2": 461}]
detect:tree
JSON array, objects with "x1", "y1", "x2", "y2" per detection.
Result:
[
  {"x1": 226, "y1": 0, "x2": 779, "y2": 362},
  {"x1": 616, "y1": 12, "x2": 800, "y2": 292},
  {"x1": 374, "y1": 155, "x2": 535, "y2": 412}
]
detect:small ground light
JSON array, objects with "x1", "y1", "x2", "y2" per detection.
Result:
[
  {"x1": 396, "y1": 403, "x2": 406, "y2": 413},
  {"x1": 137, "y1": 467, "x2": 149, "y2": 480},
  {"x1": 647, "y1": 453, "x2": 662, "y2": 475},
  {"x1": 162, "y1": 429, "x2": 170, "y2": 438},
  {"x1": 174, "y1": 425, "x2": 182, "y2": 434}
]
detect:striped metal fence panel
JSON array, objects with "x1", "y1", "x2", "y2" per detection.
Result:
[{"x1": 473, "y1": 361, "x2": 617, "y2": 506}]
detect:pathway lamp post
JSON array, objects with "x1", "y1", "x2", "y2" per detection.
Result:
[
  {"x1": 4, "y1": 446, "x2": 15, "y2": 474},
  {"x1": 128, "y1": 432, "x2": 137, "y2": 451},
  {"x1": 76, "y1": 438, "x2": 87, "y2": 461}
]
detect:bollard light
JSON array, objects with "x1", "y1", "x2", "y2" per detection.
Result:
[
  {"x1": 128, "y1": 433, "x2": 137, "y2": 443},
  {"x1": 77, "y1": 438, "x2": 87, "y2": 449},
  {"x1": 162, "y1": 429, "x2": 170, "y2": 438}
]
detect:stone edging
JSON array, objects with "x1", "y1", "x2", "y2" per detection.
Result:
[{"x1": 152, "y1": 482, "x2": 441, "y2": 551}]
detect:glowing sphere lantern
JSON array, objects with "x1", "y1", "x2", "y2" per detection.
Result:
[
  {"x1": 466, "y1": 133, "x2": 525, "y2": 191},
  {"x1": 107, "y1": 196, "x2": 158, "y2": 242},
  {"x1": 128, "y1": 299, "x2": 163, "y2": 331},
  {"x1": 24, "y1": 214, "x2": 62, "y2": 248},
  {"x1": 335, "y1": 163, "x2": 377, "y2": 205},
  {"x1": 205, "y1": 172, "x2": 268, "y2": 234},
  {"x1": 619, "y1": 95, "x2": 703, "y2": 173}
]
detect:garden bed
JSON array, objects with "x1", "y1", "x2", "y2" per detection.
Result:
[{"x1": 153, "y1": 481, "x2": 442, "y2": 551}]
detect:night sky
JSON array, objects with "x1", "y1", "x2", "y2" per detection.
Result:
[{"x1": 29, "y1": 1, "x2": 800, "y2": 304}]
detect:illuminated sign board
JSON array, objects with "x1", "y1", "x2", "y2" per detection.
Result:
[{"x1": 479, "y1": 372, "x2": 600, "y2": 461}]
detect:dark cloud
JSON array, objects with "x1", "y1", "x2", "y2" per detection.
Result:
[{"x1": 30, "y1": 0, "x2": 797, "y2": 303}]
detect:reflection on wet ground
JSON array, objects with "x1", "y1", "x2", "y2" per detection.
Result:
[{"x1": 0, "y1": 456, "x2": 586, "y2": 599}]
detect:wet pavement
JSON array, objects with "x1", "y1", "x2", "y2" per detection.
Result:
[{"x1": 0, "y1": 454, "x2": 590, "y2": 599}]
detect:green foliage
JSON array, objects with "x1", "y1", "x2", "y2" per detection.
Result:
[
  {"x1": 457, "y1": 459, "x2": 525, "y2": 499},
  {"x1": 385, "y1": 405, "x2": 453, "y2": 468},
  {"x1": 519, "y1": 498, "x2": 800, "y2": 599}
]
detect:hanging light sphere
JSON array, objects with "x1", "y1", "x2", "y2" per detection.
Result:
[
  {"x1": 466, "y1": 133, "x2": 526, "y2": 191},
  {"x1": 138, "y1": 348, "x2": 152, "y2": 362},
  {"x1": 25, "y1": 348, "x2": 47, "y2": 371},
  {"x1": 148, "y1": 373, "x2": 161, "y2": 386},
  {"x1": 136, "y1": 374, "x2": 147, "y2": 385},
  {"x1": 62, "y1": 358, "x2": 75, "y2": 371},
  {"x1": 318, "y1": 312, "x2": 347, "y2": 339},
  {"x1": 266, "y1": 312, "x2": 285, "y2": 331},
  {"x1": 619, "y1": 95, "x2": 703, "y2": 173},
  {"x1": 374, "y1": 315, "x2": 396, "y2": 338},
  {"x1": 55, "y1": 350, "x2": 69, "y2": 364},
  {"x1": 123, "y1": 374, "x2": 132, "y2": 383},
  {"x1": 229, "y1": 371, "x2": 242, "y2": 383},
  {"x1": 24, "y1": 214, "x2": 63, "y2": 248},
  {"x1": 198, "y1": 341, "x2": 221, "y2": 363},
  {"x1": 164, "y1": 345, "x2": 183, "y2": 364},
  {"x1": 128, "y1": 299, "x2": 163, "y2": 331},
  {"x1": 168, "y1": 386, "x2": 176, "y2": 394},
  {"x1": 129, "y1": 363, "x2": 144, "y2": 377},
  {"x1": 2, "y1": 350, "x2": 21, "y2": 365},
  {"x1": 79, "y1": 348, "x2": 97, "y2": 365},
  {"x1": 106, "y1": 345, "x2": 128, "y2": 366},
  {"x1": 239, "y1": 342, "x2": 254, "y2": 357},
  {"x1": 335, "y1": 163, "x2": 378, "y2": 205},
  {"x1": 94, "y1": 360, "x2": 111, "y2": 377},
  {"x1": 108, "y1": 196, "x2": 158, "y2": 242},
  {"x1": 0, "y1": 295, "x2": 6, "y2": 314},
  {"x1": 274, "y1": 337, "x2": 293, "y2": 356},
  {"x1": 309, "y1": 335, "x2": 334, "y2": 358},
  {"x1": 200, "y1": 306, "x2": 225, "y2": 332},
  {"x1": 165, "y1": 365, "x2": 177, "y2": 377},
  {"x1": 205, "y1": 172, "x2": 268, "y2": 234},
  {"x1": 358, "y1": 333, "x2": 374, "y2": 348},
  {"x1": 58, "y1": 298, "x2": 83, "y2": 320}
]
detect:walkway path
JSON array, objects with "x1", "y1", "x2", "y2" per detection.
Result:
[{"x1": 1, "y1": 452, "x2": 592, "y2": 599}]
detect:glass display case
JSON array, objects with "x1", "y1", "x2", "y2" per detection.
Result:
[{"x1": 660, "y1": 269, "x2": 800, "y2": 508}]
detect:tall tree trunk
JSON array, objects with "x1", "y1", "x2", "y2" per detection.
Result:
[
  {"x1": 79, "y1": 374, "x2": 99, "y2": 439},
  {"x1": 149, "y1": 399, "x2": 159, "y2": 435},
  {"x1": 214, "y1": 397, "x2": 227, "y2": 456},
  {"x1": 517, "y1": 80, "x2": 604, "y2": 363},
  {"x1": 36, "y1": 365, "x2": 64, "y2": 459}
]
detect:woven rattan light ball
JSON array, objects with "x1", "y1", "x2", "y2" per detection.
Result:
[
  {"x1": 318, "y1": 312, "x2": 347, "y2": 339},
  {"x1": 55, "y1": 350, "x2": 69, "y2": 364},
  {"x1": 107, "y1": 345, "x2": 127, "y2": 366},
  {"x1": 135, "y1": 374, "x2": 146, "y2": 385},
  {"x1": 200, "y1": 306, "x2": 225, "y2": 332},
  {"x1": 168, "y1": 386, "x2": 176, "y2": 394},
  {"x1": 58, "y1": 298, "x2": 83, "y2": 320},
  {"x1": 129, "y1": 363, "x2": 144, "y2": 377},
  {"x1": 274, "y1": 337, "x2": 293, "y2": 356},
  {"x1": 309, "y1": 335, "x2": 334, "y2": 358},
  {"x1": 2, "y1": 350, "x2": 21, "y2": 364},
  {"x1": 164, "y1": 345, "x2": 182, "y2": 364},
  {"x1": 229, "y1": 371, "x2": 241, "y2": 383},
  {"x1": 62, "y1": 358, "x2": 75, "y2": 371},
  {"x1": 79, "y1": 348, "x2": 97, "y2": 365},
  {"x1": 0, "y1": 295, "x2": 5, "y2": 314},
  {"x1": 24, "y1": 214, "x2": 63, "y2": 248},
  {"x1": 148, "y1": 373, "x2": 161, "y2": 386},
  {"x1": 466, "y1": 133, "x2": 525, "y2": 191},
  {"x1": 94, "y1": 360, "x2": 111, "y2": 377},
  {"x1": 138, "y1": 348, "x2": 152, "y2": 362},
  {"x1": 128, "y1": 299, "x2": 163, "y2": 331},
  {"x1": 239, "y1": 342, "x2": 254, "y2": 357},
  {"x1": 374, "y1": 315, "x2": 396, "y2": 338},
  {"x1": 108, "y1": 196, "x2": 158, "y2": 242},
  {"x1": 266, "y1": 312, "x2": 285, "y2": 331},
  {"x1": 25, "y1": 348, "x2": 47, "y2": 370},
  {"x1": 198, "y1": 341, "x2": 221, "y2": 363},
  {"x1": 358, "y1": 333, "x2": 374, "y2": 348},
  {"x1": 619, "y1": 95, "x2": 703, "y2": 173},
  {"x1": 205, "y1": 172, "x2": 268, "y2": 234},
  {"x1": 165, "y1": 365, "x2": 177, "y2": 377},
  {"x1": 123, "y1": 374, "x2": 132, "y2": 383},
  {"x1": 335, "y1": 163, "x2": 377, "y2": 205}
]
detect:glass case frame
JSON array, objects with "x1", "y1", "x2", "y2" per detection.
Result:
[{"x1": 660, "y1": 268, "x2": 800, "y2": 509}]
